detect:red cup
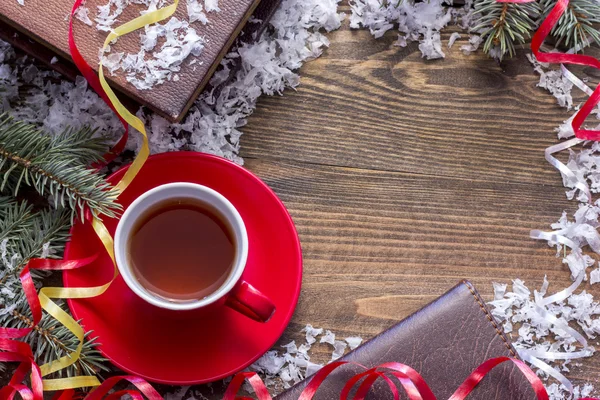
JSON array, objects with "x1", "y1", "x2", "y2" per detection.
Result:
[{"x1": 113, "y1": 182, "x2": 275, "y2": 322}]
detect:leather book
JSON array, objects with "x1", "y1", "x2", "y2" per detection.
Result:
[
  {"x1": 0, "y1": 0, "x2": 282, "y2": 122},
  {"x1": 275, "y1": 280, "x2": 535, "y2": 399}
]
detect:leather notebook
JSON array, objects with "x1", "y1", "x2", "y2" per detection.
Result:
[
  {"x1": 0, "y1": 0, "x2": 282, "y2": 122},
  {"x1": 275, "y1": 280, "x2": 535, "y2": 399}
]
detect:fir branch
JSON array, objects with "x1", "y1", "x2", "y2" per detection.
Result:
[
  {"x1": 0, "y1": 298, "x2": 109, "y2": 378},
  {"x1": 539, "y1": 0, "x2": 600, "y2": 50},
  {"x1": 473, "y1": 0, "x2": 540, "y2": 61},
  {"x1": 0, "y1": 113, "x2": 121, "y2": 221},
  {"x1": 0, "y1": 199, "x2": 69, "y2": 269},
  {"x1": 0, "y1": 200, "x2": 108, "y2": 378}
]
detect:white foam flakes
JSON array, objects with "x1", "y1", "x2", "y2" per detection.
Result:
[
  {"x1": 16, "y1": 0, "x2": 24, "y2": 5},
  {"x1": 0, "y1": 0, "x2": 343, "y2": 163},
  {"x1": 350, "y1": 0, "x2": 456, "y2": 60},
  {"x1": 75, "y1": 4, "x2": 94, "y2": 26},
  {"x1": 102, "y1": 17, "x2": 204, "y2": 90},
  {"x1": 249, "y1": 325, "x2": 361, "y2": 391},
  {"x1": 448, "y1": 32, "x2": 461, "y2": 49},
  {"x1": 528, "y1": 54, "x2": 574, "y2": 110},
  {"x1": 345, "y1": 336, "x2": 363, "y2": 350},
  {"x1": 490, "y1": 279, "x2": 596, "y2": 399}
]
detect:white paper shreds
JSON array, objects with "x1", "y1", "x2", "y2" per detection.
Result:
[
  {"x1": 0, "y1": 0, "x2": 343, "y2": 163},
  {"x1": 490, "y1": 279, "x2": 597, "y2": 399},
  {"x1": 345, "y1": 336, "x2": 363, "y2": 350},
  {"x1": 75, "y1": 4, "x2": 94, "y2": 26},
  {"x1": 448, "y1": 32, "x2": 461, "y2": 49},
  {"x1": 349, "y1": 0, "x2": 455, "y2": 60},
  {"x1": 527, "y1": 54, "x2": 575, "y2": 110},
  {"x1": 249, "y1": 325, "x2": 362, "y2": 392},
  {"x1": 102, "y1": 17, "x2": 205, "y2": 90}
]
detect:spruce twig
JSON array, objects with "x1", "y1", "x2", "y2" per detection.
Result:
[
  {"x1": 0, "y1": 113, "x2": 121, "y2": 221},
  {"x1": 0, "y1": 199, "x2": 108, "y2": 378},
  {"x1": 539, "y1": 0, "x2": 600, "y2": 50},
  {"x1": 473, "y1": 0, "x2": 540, "y2": 61}
]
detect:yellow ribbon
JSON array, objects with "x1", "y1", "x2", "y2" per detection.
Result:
[{"x1": 37, "y1": 0, "x2": 179, "y2": 391}]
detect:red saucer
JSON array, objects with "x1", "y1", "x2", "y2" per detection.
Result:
[{"x1": 63, "y1": 153, "x2": 302, "y2": 385}]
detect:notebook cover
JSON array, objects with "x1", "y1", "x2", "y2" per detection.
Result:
[
  {"x1": 0, "y1": 0, "x2": 279, "y2": 122},
  {"x1": 275, "y1": 280, "x2": 535, "y2": 399}
]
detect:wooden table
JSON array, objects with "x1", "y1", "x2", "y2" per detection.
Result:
[
  {"x1": 2, "y1": 4, "x2": 598, "y2": 398},
  {"x1": 230, "y1": 6, "x2": 600, "y2": 395}
]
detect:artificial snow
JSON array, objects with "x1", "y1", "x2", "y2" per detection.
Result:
[
  {"x1": 102, "y1": 17, "x2": 205, "y2": 90},
  {"x1": 350, "y1": 0, "x2": 456, "y2": 60},
  {"x1": 459, "y1": 35, "x2": 482, "y2": 56},
  {"x1": 345, "y1": 336, "x2": 362, "y2": 350},
  {"x1": 75, "y1": 4, "x2": 94, "y2": 26},
  {"x1": 186, "y1": 0, "x2": 208, "y2": 25},
  {"x1": 528, "y1": 54, "x2": 574, "y2": 110},
  {"x1": 448, "y1": 32, "x2": 461, "y2": 49},
  {"x1": 490, "y1": 279, "x2": 597, "y2": 399},
  {"x1": 204, "y1": 0, "x2": 219, "y2": 12},
  {"x1": 0, "y1": 0, "x2": 343, "y2": 163},
  {"x1": 320, "y1": 330, "x2": 335, "y2": 345},
  {"x1": 249, "y1": 325, "x2": 361, "y2": 391}
]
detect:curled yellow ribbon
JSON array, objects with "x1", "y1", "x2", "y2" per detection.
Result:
[{"x1": 37, "y1": 0, "x2": 179, "y2": 391}]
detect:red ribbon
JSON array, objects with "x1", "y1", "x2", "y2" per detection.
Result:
[
  {"x1": 21, "y1": 356, "x2": 598, "y2": 400},
  {"x1": 0, "y1": 256, "x2": 97, "y2": 400},
  {"x1": 69, "y1": 0, "x2": 129, "y2": 166},
  {"x1": 497, "y1": 0, "x2": 600, "y2": 140},
  {"x1": 5, "y1": 0, "x2": 600, "y2": 398},
  {"x1": 221, "y1": 357, "x2": 600, "y2": 400},
  {"x1": 1, "y1": 0, "x2": 134, "y2": 394}
]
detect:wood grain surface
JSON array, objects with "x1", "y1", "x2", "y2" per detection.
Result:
[
  {"x1": 234, "y1": 6, "x2": 600, "y2": 396},
  {"x1": 4, "y1": 2, "x2": 600, "y2": 398}
]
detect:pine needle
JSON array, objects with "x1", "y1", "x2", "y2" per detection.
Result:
[
  {"x1": 473, "y1": 0, "x2": 540, "y2": 61},
  {"x1": 0, "y1": 200, "x2": 108, "y2": 378},
  {"x1": 0, "y1": 113, "x2": 121, "y2": 222}
]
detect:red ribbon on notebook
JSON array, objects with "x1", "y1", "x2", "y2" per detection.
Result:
[{"x1": 29, "y1": 356, "x2": 598, "y2": 400}]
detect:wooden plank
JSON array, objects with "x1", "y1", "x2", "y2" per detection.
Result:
[
  {"x1": 240, "y1": 26, "x2": 579, "y2": 187},
  {"x1": 243, "y1": 157, "x2": 572, "y2": 330},
  {"x1": 238, "y1": 158, "x2": 598, "y2": 382}
]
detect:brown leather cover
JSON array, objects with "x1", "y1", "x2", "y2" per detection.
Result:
[
  {"x1": 275, "y1": 281, "x2": 535, "y2": 400},
  {"x1": 0, "y1": 0, "x2": 281, "y2": 122}
]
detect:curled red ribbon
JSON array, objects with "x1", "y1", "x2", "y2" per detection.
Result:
[
  {"x1": 16, "y1": 356, "x2": 596, "y2": 400},
  {"x1": 69, "y1": 0, "x2": 129, "y2": 166},
  {"x1": 221, "y1": 357, "x2": 599, "y2": 400},
  {"x1": 497, "y1": 0, "x2": 600, "y2": 140},
  {"x1": 0, "y1": 256, "x2": 98, "y2": 400}
]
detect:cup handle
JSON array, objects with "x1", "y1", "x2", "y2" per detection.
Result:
[{"x1": 225, "y1": 281, "x2": 276, "y2": 322}]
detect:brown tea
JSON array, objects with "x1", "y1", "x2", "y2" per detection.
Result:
[{"x1": 127, "y1": 198, "x2": 236, "y2": 302}]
